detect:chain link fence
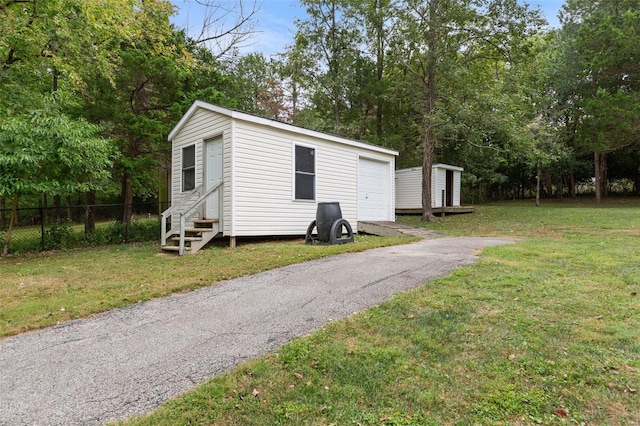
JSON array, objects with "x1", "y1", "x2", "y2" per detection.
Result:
[{"x1": 0, "y1": 202, "x2": 169, "y2": 255}]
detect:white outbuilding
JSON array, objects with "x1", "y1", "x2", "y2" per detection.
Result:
[
  {"x1": 395, "y1": 164, "x2": 466, "y2": 214},
  {"x1": 161, "y1": 101, "x2": 397, "y2": 254}
]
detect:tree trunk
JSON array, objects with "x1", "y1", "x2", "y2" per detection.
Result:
[
  {"x1": 375, "y1": 0, "x2": 384, "y2": 139},
  {"x1": 570, "y1": 173, "x2": 576, "y2": 197},
  {"x1": 65, "y1": 196, "x2": 72, "y2": 221},
  {"x1": 421, "y1": 130, "x2": 436, "y2": 221},
  {"x1": 421, "y1": 0, "x2": 438, "y2": 222},
  {"x1": 557, "y1": 173, "x2": 563, "y2": 200},
  {"x1": 53, "y1": 195, "x2": 61, "y2": 223},
  {"x1": 594, "y1": 151, "x2": 602, "y2": 204},
  {"x1": 0, "y1": 197, "x2": 5, "y2": 229},
  {"x1": 535, "y1": 161, "x2": 540, "y2": 206},
  {"x1": 1, "y1": 194, "x2": 18, "y2": 258},
  {"x1": 85, "y1": 190, "x2": 96, "y2": 234},
  {"x1": 122, "y1": 174, "x2": 133, "y2": 224},
  {"x1": 601, "y1": 153, "x2": 608, "y2": 197},
  {"x1": 544, "y1": 173, "x2": 553, "y2": 198}
]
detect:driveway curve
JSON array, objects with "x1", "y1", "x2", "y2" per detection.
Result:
[{"x1": 0, "y1": 236, "x2": 514, "y2": 425}]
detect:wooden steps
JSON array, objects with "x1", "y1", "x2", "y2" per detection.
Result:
[{"x1": 161, "y1": 219, "x2": 220, "y2": 254}]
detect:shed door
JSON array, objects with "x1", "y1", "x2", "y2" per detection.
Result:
[
  {"x1": 446, "y1": 170, "x2": 454, "y2": 207},
  {"x1": 204, "y1": 137, "x2": 223, "y2": 219},
  {"x1": 358, "y1": 157, "x2": 390, "y2": 221}
]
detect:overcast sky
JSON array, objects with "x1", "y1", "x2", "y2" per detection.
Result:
[{"x1": 170, "y1": 0, "x2": 565, "y2": 58}]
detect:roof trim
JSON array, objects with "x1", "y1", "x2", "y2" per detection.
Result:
[
  {"x1": 168, "y1": 100, "x2": 398, "y2": 156},
  {"x1": 396, "y1": 164, "x2": 464, "y2": 173}
]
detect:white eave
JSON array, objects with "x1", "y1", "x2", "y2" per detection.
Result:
[
  {"x1": 396, "y1": 164, "x2": 464, "y2": 173},
  {"x1": 168, "y1": 100, "x2": 399, "y2": 157},
  {"x1": 433, "y1": 163, "x2": 464, "y2": 172}
]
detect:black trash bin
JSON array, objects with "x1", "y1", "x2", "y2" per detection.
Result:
[
  {"x1": 305, "y1": 202, "x2": 354, "y2": 245},
  {"x1": 316, "y1": 202, "x2": 342, "y2": 242}
]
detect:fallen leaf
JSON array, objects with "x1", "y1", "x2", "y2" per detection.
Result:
[
  {"x1": 594, "y1": 315, "x2": 604, "y2": 320},
  {"x1": 60, "y1": 307, "x2": 65, "y2": 312},
  {"x1": 252, "y1": 389, "x2": 260, "y2": 397},
  {"x1": 380, "y1": 416, "x2": 390, "y2": 422},
  {"x1": 324, "y1": 385, "x2": 329, "y2": 390},
  {"x1": 294, "y1": 372, "x2": 303, "y2": 379},
  {"x1": 509, "y1": 354, "x2": 516, "y2": 361},
  {"x1": 626, "y1": 385, "x2": 637, "y2": 393},
  {"x1": 555, "y1": 408, "x2": 568, "y2": 418},
  {"x1": 288, "y1": 384, "x2": 295, "y2": 389},
  {"x1": 631, "y1": 292, "x2": 637, "y2": 297}
]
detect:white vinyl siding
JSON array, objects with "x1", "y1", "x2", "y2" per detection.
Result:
[
  {"x1": 168, "y1": 101, "x2": 397, "y2": 239},
  {"x1": 395, "y1": 167, "x2": 423, "y2": 210},
  {"x1": 231, "y1": 120, "x2": 360, "y2": 236},
  {"x1": 169, "y1": 109, "x2": 231, "y2": 230},
  {"x1": 395, "y1": 164, "x2": 463, "y2": 210},
  {"x1": 433, "y1": 167, "x2": 446, "y2": 208}
]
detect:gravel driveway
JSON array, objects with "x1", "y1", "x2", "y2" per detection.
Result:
[{"x1": 0, "y1": 236, "x2": 514, "y2": 425}]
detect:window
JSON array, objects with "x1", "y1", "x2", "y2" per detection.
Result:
[
  {"x1": 182, "y1": 145, "x2": 196, "y2": 191},
  {"x1": 295, "y1": 145, "x2": 315, "y2": 200}
]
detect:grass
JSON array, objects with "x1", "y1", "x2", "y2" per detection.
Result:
[
  {"x1": 0, "y1": 217, "x2": 160, "y2": 254},
  {"x1": 0, "y1": 235, "x2": 416, "y2": 338},
  {"x1": 116, "y1": 198, "x2": 640, "y2": 425}
]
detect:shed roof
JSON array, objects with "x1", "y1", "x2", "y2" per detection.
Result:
[
  {"x1": 396, "y1": 164, "x2": 464, "y2": 173},
  {"x1": 168, "y1": 101, "x2": 398, "y2": 157}
]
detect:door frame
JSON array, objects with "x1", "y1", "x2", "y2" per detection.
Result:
[
  {"x1": 204, "y1": 137, "x2": 223, "y2": 220},
  {"x1": 445, "y1": 169, "x2": 454, "y2": 207}
]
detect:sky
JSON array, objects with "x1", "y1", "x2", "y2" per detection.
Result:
[{"x1": 170, "y1": 0, "x2": 566, "y2": 58}]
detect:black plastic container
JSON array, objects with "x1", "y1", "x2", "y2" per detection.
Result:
[{"x1": 316, "y1": 202, "x2": 342, "y2": 242}]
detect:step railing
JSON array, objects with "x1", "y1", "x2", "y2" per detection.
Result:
[
  {"x1": 177, "y1": 181, "x2": 223, "y2": 255},
  {"x1": 161, "y1": 184, "x2": 203, "y2": 248}
]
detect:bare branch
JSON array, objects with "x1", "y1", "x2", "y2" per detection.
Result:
[{"x1": 193, "y1": 0, "x2": 261, "y2": 60}]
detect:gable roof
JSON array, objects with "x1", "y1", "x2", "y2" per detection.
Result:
[{"x1": 168, "y1": 100, "x2": 398, "y2": 156}]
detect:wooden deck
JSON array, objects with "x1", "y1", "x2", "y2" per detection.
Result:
[{"x1": 395, "y1": 206, "x2": 475, "y2": 215}]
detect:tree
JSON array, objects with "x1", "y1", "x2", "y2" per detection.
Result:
[
  {"x1": 192, "y1": 0, "x2": 260, "y2": 61},
  {"x1": 0, "y1": 98, "x2": 114, "y2": 257},
  {"x1": 291, "y1": 0, "x2": 365, "y2": 134},
  {"x1": 552, "y1": 0, "x2": 640, "y2": 202},
  {"x1": 392, "y1": 0, "x2": 544, "y2": 220}
]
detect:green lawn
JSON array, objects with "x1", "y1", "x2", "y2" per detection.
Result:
[{"x1": 117, "y1": 199, "x2": 640, "y2": 425}]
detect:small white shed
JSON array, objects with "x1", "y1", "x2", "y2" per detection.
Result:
[
  {"x1": 395, "y1": 164, "x2": 464, "y2": 213},
  {"x1": 161, "y1": 101, "x2": 398, "y2": 254}
]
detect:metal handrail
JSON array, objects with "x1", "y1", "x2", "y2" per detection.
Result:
[
  {"x1": 178, "y1": 181, "x2": 223, "y2": 255},
  {"x1": 160, "y1": 184, "x2": 203, "y2": 246}
]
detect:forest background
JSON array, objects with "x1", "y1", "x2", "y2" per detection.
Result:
[{"x1": 1, "y1": 0, "x2": 639, "y2": 228}]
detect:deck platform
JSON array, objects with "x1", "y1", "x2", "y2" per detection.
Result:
[
  {"x1": 395, "y1": 206, "x2": 475, "y2": 215},
  {"x1": 358, "y1": 221, "x2": 445, "y2": 239}
]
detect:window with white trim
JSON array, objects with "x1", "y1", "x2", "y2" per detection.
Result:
[
  {"x1": 182, "y1": 145, "x2": 196, "y2": 191},
  {"x1": 295, "y1": 145, "x2": 315, "y2": 200}
]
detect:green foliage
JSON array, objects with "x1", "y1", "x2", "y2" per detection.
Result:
[
  {"x1": 0, "y1": 98, "x2": 115, "y2": 198},
  {"x1": 552, "y1": 0, "x2": 640, "y2": 154},
  {"x1": 42, "y1": 221, "x2": 75, "y2": 251}
]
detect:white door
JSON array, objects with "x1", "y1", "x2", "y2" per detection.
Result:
[
  {"x1": 358, "y1": 157, "x2": 390, "y2": 221},
  {"x1": 204, "y1": 138, "x2": 223, "y2": 219}
]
